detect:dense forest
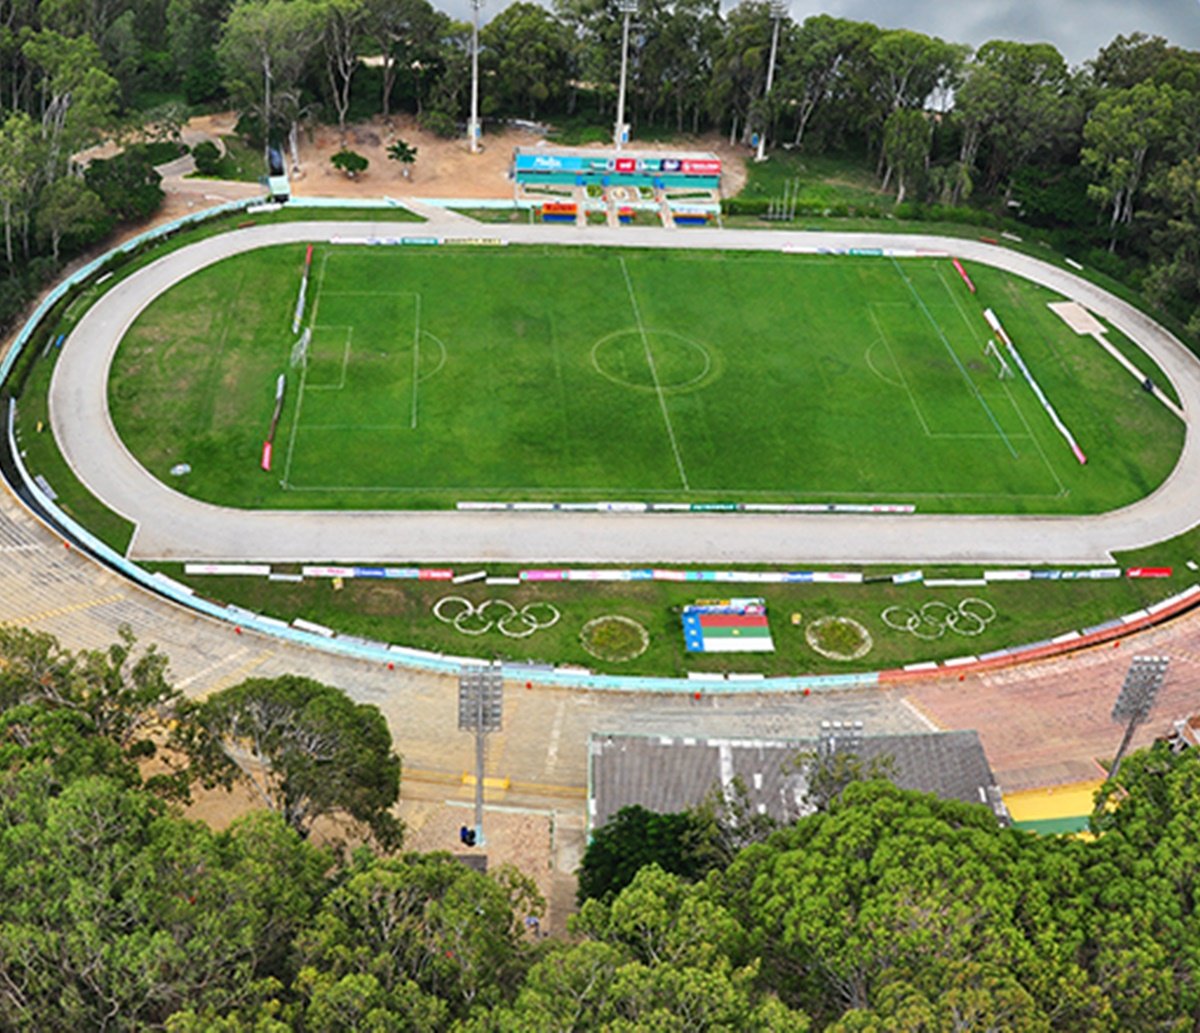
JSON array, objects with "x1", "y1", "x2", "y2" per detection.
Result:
[
  {"x1": 0, "y1": 0, "x2": 1199, "y2": 341},
  {"x1": 1, "y1": 623, "x2": 1199, "y2": 1030}
]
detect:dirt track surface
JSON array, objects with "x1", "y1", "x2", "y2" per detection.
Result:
[{"x1": 50, "y1": 218, "x2": 1200, "y2": 564}]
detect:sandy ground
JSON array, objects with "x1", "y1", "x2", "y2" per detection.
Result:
[
  {"x1": 284, "y1": 114, "x2": 748, "y2": 200},
  {"x1": 182, "y1": 778, "x2": 580, "y2": 937}
]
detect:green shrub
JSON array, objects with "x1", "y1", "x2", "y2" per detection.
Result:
[{"x1": 192, "y1": 141, "x2": 220, "y2": 176}]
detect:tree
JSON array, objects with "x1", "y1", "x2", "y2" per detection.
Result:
[
  {"x1": 1083, "y1": 80, "x2": 1179, "y2": 244},
  {"x1": 869, "y1": 29, "x2": 966, "y2": 112},
  {"x1": 295, "y1": 851, "x2": 537, "y2": 1022},
  {"x1": 491, "y1": 866, "x2": 812, "y2": 1031},
  {"x1": 84, "y1": 148, "x2": 165, "y2": 222},
  {"x1": 218, "y1": 0, "x2": 324, "y2": 162},
  {"x1": 192, "y1": 139, "x2": 221, "y2": 175},
  {"x1": 481, "y1": 2, "x2": 571, "y2": 121},
  {"x1": 183, "y1": 674, "x2": 403, "y2": 847},
  {"x1": 168, "y1": 0, "x2": 229, "y2": 102},
  {"x1": 882, "y1": 108, "x2": 930, "y2": 202},
  {"x1": 720, "y1": 780, "x2": 1109, "y2": 1026},
  {"x1": 0, "y1": 775, "x2": 329, "y2": 1030},
  {"x1": 1144, "y1": 156, "x2": 1200, "y2": 334},
  {"x1": 639, "y1": 0, "x2": 721, "y2": 134},
  {"x1": 331, "y1": 148, "x2": 369, "y2": 177},
  {"x1": 364, "y1": 0, "x2": 447, "y2": 120},
  {"x1": 1090, "y1": 32, "x2": 1171, "y2": 90},
  {"x1": 708, "y1": 1, "x2": 775, "y2": 146},
  {"x1": 0, "y1": 111, "x2": 39, "y2": 264},
  {"x1": 778, "y1": 15, "x2": 871, "y2": 148},
  {"x1": 0, "y1": 624, "x2": 181, "y2": 771},
  {"x1": 22, "y1": 30, "x2": 119, "y2": 181},
  {"x1": 322, "y1": 0, "x2": 367, "y2": 144},
  {"x1": 577, "y1": 804, "x2": 705, "y2": 903},
  {"x1": 387, "y1": 138, "x2": 417, "y2": 177}
]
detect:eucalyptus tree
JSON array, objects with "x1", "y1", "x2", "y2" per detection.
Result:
[
  {"x1": 323, "y1": 0, "x2": 367, "y2": 143},
  {"x1": 217, "y1": 0, "x2": 324, "y2": 162}
]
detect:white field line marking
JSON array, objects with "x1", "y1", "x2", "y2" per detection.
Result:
[
  {"x1": 305, "y1": 327, "x2": 353, "y2": 391},
  {"x1": 935, "y1": 267, "x2": 1067, "y2": 497},
  {"x1": 412, "y1": 293, "x2": 421, "y2": 429},
  {"x1": 278, "y1": 481, "x2": 1064, "y2": 499},
  {"x1": 868, "y1": 306, "x2": 932, "y2": 436},
  {"x1": 891, "y1": 258, "x2": 1017, "y2": 458},
  {"x1": 619, "y1": 257, "x2": 689, "y2": 490},
  {"x1": 281, "y1": 250, "x2": 329, "y2": 488}
]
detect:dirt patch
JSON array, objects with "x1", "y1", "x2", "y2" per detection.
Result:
[
  {"x1": 282, "y1": 115, "x2": 747, "y2": 201},
  {"x1": 181, "y1": 781, "x2": 579, "y2": 937}
]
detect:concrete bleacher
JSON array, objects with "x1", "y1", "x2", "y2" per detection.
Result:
[{"x1": 589, "y1": 729, "x2": 1009, "y2": 831}]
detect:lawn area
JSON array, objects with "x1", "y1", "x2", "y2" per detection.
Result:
[
  {"x1": 109, "y1": 243, "x2": 1182, "y2": 514},
  {"x1": 736, "y1": 149, "x2": 896, "y2": 211},
  {"x1": 150, "y1": 559, "x2": 1200, "y2": 678}
]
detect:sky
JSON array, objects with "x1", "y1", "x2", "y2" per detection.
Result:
[{"x1": 444, "y1": 0, "x2": 1200, "y2": 68}]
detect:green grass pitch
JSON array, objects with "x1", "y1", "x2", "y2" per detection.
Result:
[{"x1": 108, "y1": 243, "x2": 1183, "y2": 514}]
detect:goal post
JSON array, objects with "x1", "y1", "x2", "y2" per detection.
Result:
[
  {"x1": 984, "y1": 338, "x2": 1013, "y2": 379},
  {"x1": 290, "y1": 327, "x2": 311, "y2": 369}
]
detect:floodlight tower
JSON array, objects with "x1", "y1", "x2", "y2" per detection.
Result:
[
  {"x1": 613, "y1": 0, "x2": 638, "y2": 151},
  {"x1": 1106, "y1": 655, "x2": 1170, "y2": 781},
  {"x1": 468, "y1": 0, "x2": 484, "y2": 154},
  {"x1": 458, "y1": 662, "x2": 503, "y2": 846},
  {"x1": 754, "y1": 0, "x2": 788, "y2": 163}
]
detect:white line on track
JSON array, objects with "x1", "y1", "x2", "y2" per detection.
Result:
[{"x1": 619, "y1": 257, "x2": 690, "y2": 491}]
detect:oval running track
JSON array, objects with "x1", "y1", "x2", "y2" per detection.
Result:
[{"x1": 49, "y1": 219, "x2": 1200, "y2": 563}]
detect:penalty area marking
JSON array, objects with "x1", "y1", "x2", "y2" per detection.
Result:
[
  {"x1": 890, "y1": 257, "x2": 1017, "y2": 458},
  {"x1": 934, "y1": 265, "x2": 1068, "y2": 498}
]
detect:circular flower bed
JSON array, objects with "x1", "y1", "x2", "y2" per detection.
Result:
[
  {"x1": 805, "y1": 616, "x2": 873, "y2": 661},
  {"x1": 580, "y1": 615, "x2": 650, "y2": 662}
]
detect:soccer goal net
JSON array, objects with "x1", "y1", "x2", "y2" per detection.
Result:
[{"x1": 290, "y1": 327, "x2": 311, "y2": 369}]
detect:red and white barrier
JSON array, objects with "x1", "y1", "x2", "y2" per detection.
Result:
[
  {"x1": 951, "y1": 257, "x2": 976, "y2": 293},
  {"x1": 984, "y1": 308, "x2": 1087, "y2": 465},
  {"x1": 291, "y1": 244, "x2": 313, "y2": 333}
]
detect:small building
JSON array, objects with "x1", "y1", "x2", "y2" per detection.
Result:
[{"x1": 589, "y1": 729, "x2": 1009, "y2": 832}]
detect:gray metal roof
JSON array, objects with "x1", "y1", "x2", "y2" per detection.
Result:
[{"x1": 589, "y1": 729, "x2": 1009, "y2": 831}]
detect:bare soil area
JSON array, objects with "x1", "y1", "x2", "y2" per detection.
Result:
[{"x1": 283, "y1": 114, "x2": 747, "y2": 200}]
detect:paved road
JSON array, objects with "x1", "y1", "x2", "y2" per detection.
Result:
[{"x1": 49, "y1": 219, "x2": 1200, "y2": 563}]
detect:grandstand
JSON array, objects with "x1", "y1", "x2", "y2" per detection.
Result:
[{"x1": 512, "y1": 146, "x2": 721, "y2": 226}]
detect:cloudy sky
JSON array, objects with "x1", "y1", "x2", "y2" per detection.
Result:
[{"x1": 447, "y1": 0, "x2": 1200, "y2": 67}]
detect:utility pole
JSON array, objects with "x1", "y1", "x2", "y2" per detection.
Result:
[
  {"x1": 1106, "y1": 656, "x2": 1170, "y2": 782},
  {"x1": 468, "y1": 0, "x2": 483, "y2": 154},
  {"x1": 754, "y1": 0, "x2": 788, "y2": 163},
  {"x1": 613, "y1": 0, "x2": 638, "y2": 151},
  {"x1": 458, "y1": 662, "x2": 503, "y2": 846},
  {"x1": 263, "y1": 56, "x2": 272, "y2": 171}
]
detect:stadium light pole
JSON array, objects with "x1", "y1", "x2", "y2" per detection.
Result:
[
  {"x1": 1106, "y1": 655, "x2": 1170, "y2": 782},
  {"x1": 458, "y1": 662, "x2": 503, "y2": 847},
  {"x1": 468, "y1": 0, "x2": 483, "y2": 154},
  {"x1": 613, "y1": 0, "x2": 638, "y2": 151},
  {"x1": 754, "y1": 0, "x2": 788, "y2": 163}
]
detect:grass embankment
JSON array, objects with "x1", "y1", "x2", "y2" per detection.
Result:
[{"x1": 150, "y1": 558, "x2": 1198, "y2": 678}]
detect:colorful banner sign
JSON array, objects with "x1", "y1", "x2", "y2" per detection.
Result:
[{"x1": 514, "y1": 153, "x2": 722, "y2": 176}]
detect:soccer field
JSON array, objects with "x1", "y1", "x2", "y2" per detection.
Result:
[{"x1": 109, "y1": 243, "x2": 1183, "y2": 513}]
